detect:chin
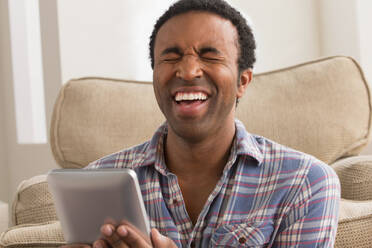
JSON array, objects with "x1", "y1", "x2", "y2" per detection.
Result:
[{"x1": 169, "y1": 121, "x2": 210, "y2": 144}]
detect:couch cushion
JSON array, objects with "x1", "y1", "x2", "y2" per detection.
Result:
[
  {"x1": 12, "y1": 175, "x2": 57, "y2": 225},
  {"x1": 50, "y1": 79, "x2": 165, "y2": 168},
  {"x1": 336, "y1": 199, "x2": 372, "y2": 247},
  {"x1": 50, "y1": 56, "x2": 371, "y2": 168},
  {"x1": 237, "y1": 56, "x2": 371, "y2": 164},
  {"x1": 331, "y1": 155, "x2": 372, "y2": 200},
  {"x1": 0, "y1": 221, "x2": 65, "y2": 248}
]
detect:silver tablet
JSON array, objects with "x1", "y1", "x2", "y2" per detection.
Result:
[{"x1": 47, "y1": 168, "x2": 150, "y2": 244}]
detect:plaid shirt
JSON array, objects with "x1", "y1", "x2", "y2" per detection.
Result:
[{"x1": 87, "y1": 119, "x2": 340, "y2": 247}]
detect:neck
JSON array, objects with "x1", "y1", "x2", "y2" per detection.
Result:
[{"x1": 165, "y1": 119, "x2": 236, "y2": 179}]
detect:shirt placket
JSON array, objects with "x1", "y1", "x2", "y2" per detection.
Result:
[
  {"x1": 187, "y1": 159, "x2": 237, "y2": 247},
  {"x1": 166, "y1": 173, "x2": 194, "y2": 245}
]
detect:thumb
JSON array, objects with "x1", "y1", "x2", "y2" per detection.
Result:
[{"x1": 151, "y1": 228, "x2": 177, "y2": 248}]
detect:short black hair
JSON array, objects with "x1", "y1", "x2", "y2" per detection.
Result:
[{"x1": 149, "y1": 0, "x2": 256, "y2": 72}]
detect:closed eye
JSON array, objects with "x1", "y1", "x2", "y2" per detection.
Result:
[
  {"x1": 201, "y1": 55, "x2": 220, "y2": 61},
  {"x1": 161, "y1": 47, "x2": 182, "y2": 62},
  {"x1": 163, "y1": 56, "x2": 181, "y2": 62},
  {"x1": 199, "y1": 47, "x2": 223, "y2": 61}
]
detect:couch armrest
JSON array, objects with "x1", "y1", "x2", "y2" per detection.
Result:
[
  {"x1": 12, "y1": 175, "x2": 57, "y2": 225},
  {"x1": 336, "y1": 199, "x2": 372, "y2": 247},
  {"x1": 331, "y1": 155, "x2": 372, "y2": 201},
  {"x1": 0, "y1": 202, "x2": 8, "y2": 234},
  {"x1": 0, "y1": 221, "x2": 65, "y2": 248}
]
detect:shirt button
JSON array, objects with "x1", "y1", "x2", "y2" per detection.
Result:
[{"x1": 239, "y1": 237, "x2": 246, "y2": 244}]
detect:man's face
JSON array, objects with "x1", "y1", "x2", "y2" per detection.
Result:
[{"x1": 153, "y1": 11, "x2": 250, "y2": 142}]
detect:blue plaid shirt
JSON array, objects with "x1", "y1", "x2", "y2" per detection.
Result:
[{"x1": 87, "y1": 119, "x2": 340, "y2": 247}]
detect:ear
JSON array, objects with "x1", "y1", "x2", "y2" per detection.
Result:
[{"x1": 237, "y1": 68, "x2": 253, "y2": 98}]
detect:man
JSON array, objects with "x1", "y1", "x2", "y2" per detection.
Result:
[{"x1": 66, "y1": 0, "x2": 340, "y2": 247}]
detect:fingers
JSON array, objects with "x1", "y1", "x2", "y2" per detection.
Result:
[
  {"x1": 116, "y1": 225, "x2": 151, "y2": 248},
  {"x1": 92, "y1": 239, "x2": 110, "y2": 248},
  {"x1": 98, "y1": 224, "x2": 129, "y2": 248},
  {"x1": 97, "y1": 223, "x2": 166, "y2": 248},
  {"x1": 151, "y1": 228, "x2": 178, "y2": 248},
  {"x1": 119, "y1": 220, "x2": 151, "y2": 243},
  {"x1": 60, "y1": 245, "x2": 91, "y2": 248}
]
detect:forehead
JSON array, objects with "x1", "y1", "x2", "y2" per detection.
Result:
[{"x1": 155, "y1": 11, "x2": 238, "y2": 54}]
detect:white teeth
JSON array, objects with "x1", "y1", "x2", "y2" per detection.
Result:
[{"x1": 175, "y1": 92, "x2": 207, "y2": 102}]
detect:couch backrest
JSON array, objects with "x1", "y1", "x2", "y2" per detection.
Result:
[{"x1": 50, "y1": 56, "x2": 372, "y2": 168}]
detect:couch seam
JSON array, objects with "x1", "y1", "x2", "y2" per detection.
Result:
[
  {"x1": 253, "y1": 55, "x2": 346, "y2": 76},
  {"x1": 11, "y1": 191, "x2": 19, "y2": 226},
  {"x1": 50, "y1": 82, "x2": 68, "y2": 168},
  {"x1": 331, "y1": 155, "x2": 372, "y2": 167},
  {"x1": 72, "y1": 76, "x2": 153, "y2": 85},
  {"x1": 16, "y1": 181, "x2": 47, "y2": 195},
  {"x1": 327, "y1": 56, "x2": 372, "y2": 164},
  {"x1": 51, "y1": 82, "x2": 85, "y2": 168},
  {"x1": 339, "y1": 213, "x2": 372, "y2": 224}
]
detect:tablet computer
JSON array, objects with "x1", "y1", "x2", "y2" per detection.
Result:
[{"x1": 47, "y1": 168, "x2": 150, "y2": 244}]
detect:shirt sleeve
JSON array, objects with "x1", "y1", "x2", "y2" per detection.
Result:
[
  {"x1": 273, "y1": 161, "x2": 341, "y2": 247},
  {"x1": 83, "y1": 152, "x2": 120, "y2": 169}
]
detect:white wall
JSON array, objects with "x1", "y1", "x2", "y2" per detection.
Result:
[
  {"x1": 57, "y1": 0, "x2": 321, "y2": 81},
  {"x1": 230, "y1": 0, "x2": 321, "y2": 73},
  {"x1": 318, "y1": 0, "x2": 360, "y2": 60},
  {"x1": 57, "y1": 0, "x2": 177, "y2": 83},
  {"x1": 0, "y1": 0, "x2": 10, "y2": 203},
  {"x1": 357, "y1": 0, "x2": 372, "y2": 154},
  {"x1": 357, "y1": 0, "x2": 372, "y2": 84},
  {"x1": 318, "y1": 0, "x2": 372, "y2": 85},
  {"x1": 0, "y1": 0, "x2": 60, "y2": 209}
]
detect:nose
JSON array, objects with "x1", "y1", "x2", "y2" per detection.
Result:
[{"x1": 176, "y1": 55, "x2": 202, "y2": 81}]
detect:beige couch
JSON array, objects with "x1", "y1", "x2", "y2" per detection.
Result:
[
  {"x1": 1, "y1": 56, "x2": 372, "y2": 247},
  {"x1": 0, "y1": 202, "x2": 8, "y2": 234}
]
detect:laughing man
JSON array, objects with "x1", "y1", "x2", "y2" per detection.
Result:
[{"x1": 65, "y1": 0, "x2": 340, "y2": 247}]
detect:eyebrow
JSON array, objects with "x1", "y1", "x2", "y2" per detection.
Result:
[
  {"x1": 198, "y1": 47, "x2": 221, "y2": 55},
  {"x1": 160, "y1": 46, "x2": 222, "y2": 57},
  {"x1": 161, "y1": 47, "x2": 183, "y2": 56}
]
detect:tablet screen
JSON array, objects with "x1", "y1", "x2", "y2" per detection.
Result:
[{"x1": 47, "y1": 168, "x2": 150, "y2": 244}]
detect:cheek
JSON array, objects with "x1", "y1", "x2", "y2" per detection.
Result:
[
  {"x1": 153, "y1": 82, "x2": 163, "y2": 104},
  {"x1": 220, "y1": 79, "x2": 240, "y2": 105},
  {"x1": 154, "y1": 65, "x2": 174, "y2": 87},
  {"x1": 153, "y1": 70, "x2": 170, "y2": 107},
  {"x1": 224, "y1": 82, "x2": 239, "y2": 100},
  {"x1": 152, "y1": 76, "x2": 162, "y2": 101},
  {"x1": 153, "y1": 68, "x2": 164, "y2": 88},
  {"x1": 207, "y1": 68, "x2": 238, "y2": 94}
]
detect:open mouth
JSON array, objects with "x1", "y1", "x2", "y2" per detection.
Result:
[
  {"x1": 174, "y1": 91, "x2": 208, "y2": 105},
  {"x1": 171, "y1": 91, "x2": 210, "y2": 117}
]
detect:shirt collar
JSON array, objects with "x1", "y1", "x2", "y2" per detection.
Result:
[
  {"x1": 138, "y1": 122, "x2": 169, "y2": 175},
  {"x1": 234, "y1": 119, "x2": 263, "y2": 165},
  {"x1": 139, "y1": 119, "x2": 264, "y2": 175}
]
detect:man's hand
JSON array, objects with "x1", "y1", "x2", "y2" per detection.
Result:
[
  {"x1": 60, "y1": 245, "x2": 90, "y2": 248},
  {"x1": 93, "y1": 223, "x2": 177, "y2": 248},
  {"x1": 59, "y1": 222, "x2": 177, "y2": 248}
]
